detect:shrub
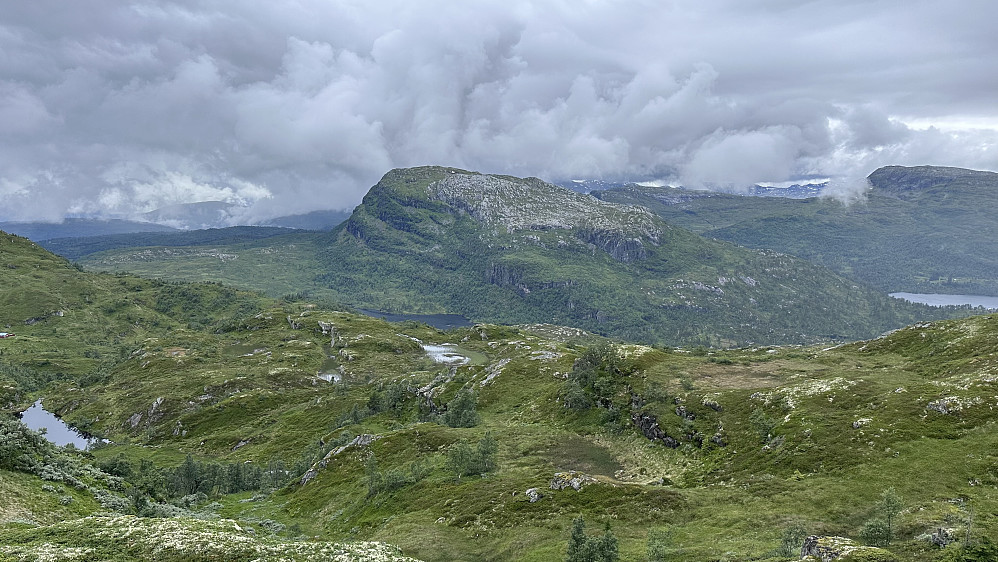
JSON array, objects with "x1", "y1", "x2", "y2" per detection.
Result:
[
  {"x1": 566, "y1": 516, "x2": 619, "y2": 562},
  {"x1": 0, "y1": 417, "x2": 54, "y2": 472},
  {"x1": 446, "y1": 433, "x2": 498, "y2": 480},
  {"x1": 442, "y1": 388, "x2": 479, "y2": 428}
]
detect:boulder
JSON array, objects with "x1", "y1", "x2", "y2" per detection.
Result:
[
  {"x1": 550, "y1": 471, "x2": 597, "y2": 491},
  {"x1": 631, "y1": 411, "x2": 680, "y2": 448},
  {"x1": 800, "y1": 535, "x2": 897, "y2": 561},
  {"x1": 525, "y1": 488, "x2": 543, "y2": 502}
]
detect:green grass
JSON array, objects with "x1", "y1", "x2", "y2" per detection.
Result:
[
  {"x1": 71, "y1": 167, "x2": 965, "y2": 348},
  {"x1": 3, "y1": 228, "x2": 998, "y2": 560}
]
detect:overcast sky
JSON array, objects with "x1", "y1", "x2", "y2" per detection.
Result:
[{"x1": 2, "y1": 0, "x2": 997, "y2": 222}]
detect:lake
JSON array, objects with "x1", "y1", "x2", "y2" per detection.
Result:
[
  {"x1": 19, "y1": 400, "x2": 95, "y2": 449},
  {"x1": 890, "y1": 292, "x2": 998, "y2": 310},
  {"x1": 357, "y1": 309, "x2": 473, "y2": 330}
]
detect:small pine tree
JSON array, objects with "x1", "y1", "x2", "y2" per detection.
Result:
[
  {"x1": 566, "y1": 516, "x2": 619, "y2": 562},
  {"x1": 879, "y1": 487, "x2": 903, "y2": 545},
  {"x1": 566, "y1": 517, "x2": 589, "y2": 562}
]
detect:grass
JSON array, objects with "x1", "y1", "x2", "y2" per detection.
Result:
[{"x1": 3, "y1": 229, "x2": 998, "y2": 560}]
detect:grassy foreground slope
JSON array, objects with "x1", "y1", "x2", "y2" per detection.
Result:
[
  {"x1": 0, "y1": 232, "x2": 420, "y2": 561},
  {"x1": 81, "y1": 166, "x2": 954, "y2": 347},
  {"x1": 3, "y1": 232, "x2": 997, "y2": 560},
  {"x1": 594, "y1": 165, "x2": 998, "y2": 297}
]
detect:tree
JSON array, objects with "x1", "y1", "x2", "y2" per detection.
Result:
[
  {"x1": 879, "y1": 487, "x2": 903, "y2": 545},
  {"x1": 176, "y1": 454, "x2": 200, "y2": 496},
  {"x1": 446, "y1": 433, "x2": 497, "y2": 480},
  {"x1": 775, "y1": 522, "x2": 808, "y2": 557},
  {"x1": 566, "y1": 516, "x2": 619, "y2": 562},
  {"x1": 860, "y1": 487, "x2": 903, "y2": 546},
  {"x1": 442, "y1": 388, "x2": 479, "y2": 428},
  {"x1": 566, "y1": 517, "x2": 590, "y2": 562},
  {"x1": 749, "y1": 408, "x2": 777, "y2": 444}
]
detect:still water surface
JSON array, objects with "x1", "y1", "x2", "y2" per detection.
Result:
[
  {"x1": 890, "y1": 292, "x2": 998, "y2": 310},
  {"x1": 19, "y1": 400, "x2": 94, "y2": 449},
  {"x1": 357, "y1": 309, "x2": 473, "y2": 329}
]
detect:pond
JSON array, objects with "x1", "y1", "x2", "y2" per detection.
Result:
[
  {"x1": 422, "y1": 343, "x2": 488, "y2": 366},
  {"x1": 890, "y1": 292, "x2": 998, "y2": 310},
  {"x1": 19, "y1": 400, "x2": 96, "y2": 449},
  {"x1": 357, "y1": 309, "x2": 473, "y2": 330}
]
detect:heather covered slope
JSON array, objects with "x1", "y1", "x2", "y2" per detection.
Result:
[
  {"x1": 2, "y1": 234, "x2": 996, "y2": 560},
  {"x1": 81, "y1": 166, "x2": 954, "y2": 347},
  {"x1": 594, "y1": 165, "x2": 998, "y2": 297}
]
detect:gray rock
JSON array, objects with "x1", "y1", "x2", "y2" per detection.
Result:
[
  {"x1": 550, "y1": 471, "x2": 597, "y2": 491},
  {"x1": 525, "y1": 488, "x2": 542, "y2": 502},
  {"x1": 928, "y1": 527, "x2": 956, "y2": 547},
  {"x1": 801, "y1": 535, "x2": 895, "y2": 561}
]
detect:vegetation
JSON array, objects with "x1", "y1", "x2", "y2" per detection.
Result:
[
  {"x1": 566, "y1": 516, "x2": 619, "y2": 562},
  {"x1": 71, "y1": 166, "x2": 961, "y2": 348},
  {"x1": 594, "y1": 165, "x2": 998, "y2": 297},
  {"x1": 3, "y1": 212, "x2": 998, "y2": 560}
]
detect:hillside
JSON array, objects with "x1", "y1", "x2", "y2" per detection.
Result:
[
  {"x1": 593, "y1": 165, "x2": 998, "y2": 296},
  {"x1": 39, "y1": 226, "x2": 301, "y2": 261},
  {"x1": 0, "y1": 218, "x2": 177, "y2": 241},
  {"x1": 77, "y1": 166, "x2": 954, "y2": 347},
  {"x1": 1, "y1": 235, "x2": 997, "y2": 560}
]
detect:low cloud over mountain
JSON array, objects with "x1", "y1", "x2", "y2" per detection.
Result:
[{"x1": 2, "y1": 0, "x2": 997, "y2": 222}]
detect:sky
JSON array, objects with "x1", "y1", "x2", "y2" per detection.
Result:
[{"x1": 2, "y1": 0, "x2": 997, "y2": 223}]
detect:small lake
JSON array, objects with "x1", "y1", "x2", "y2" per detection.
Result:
[
  {"x1": 358, "y1": 309, "x2": 473, "y2": 330},
  {"x1": 890, "y1": 292, "x2": 998, "y2": 310},
  {"x1": 19, "y1": 400, "x2": 95, "y2": 449},
  {"x1": 422, "y1": 343, "x2": 489, "y2": 366}
]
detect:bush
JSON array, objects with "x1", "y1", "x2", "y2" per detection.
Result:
[
  {"x1": 775, "y1": 521, "x2": 808, "y2": 557},
  {"x1": 442, "y1": 388, "x2": 479, "y2": 428},
  {"x1": 446, "y1": 433, "x2": 497, "y2": 480},
  {"x1": 647, "y1": 528, "x2": 673, "y2": 561},
  {"x1": 566, "y1": 516, "x2": 619, "y2": 562},
  {"x1": 0, "y1": 417, "x2": 54, "y2": 472},
  {"x1": 750, "y1": 408, "x2": 777, "y2": 444}
]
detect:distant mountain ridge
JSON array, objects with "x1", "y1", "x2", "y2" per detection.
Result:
[
  {"x1": 594, "y1": 165, "x2": 998, "y2": 296},
  {"x1": 72, "y1": 165, "x2": 958, "y2": 346}
]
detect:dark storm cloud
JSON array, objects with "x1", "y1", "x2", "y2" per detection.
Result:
[{"x1": 1, "y1": 0, "x2": 997, "y2": 221}]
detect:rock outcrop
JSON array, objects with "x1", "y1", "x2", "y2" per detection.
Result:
[
  {"x1": 631, "y1": 411, "x2": 679, "y2": 448},
  {"x1": 800, "y1": 535, "x2": 897, "y2": 561},
  {"x1": 549, "y1": 471, "x2": 597, "y2": 491}
]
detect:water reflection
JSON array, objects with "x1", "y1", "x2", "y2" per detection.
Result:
[
  {"x1": 357, "y1": 309, "x2": 473, "y2": 330},
  {"x1": 19, "y1": 400, "x2": 95, "y2": 449}
]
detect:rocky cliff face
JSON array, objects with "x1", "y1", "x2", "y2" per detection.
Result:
[{"x1": 427, "y1": 172, "x2": 662, "y2": 243}]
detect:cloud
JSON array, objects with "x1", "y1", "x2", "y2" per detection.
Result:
[{"x1": 1, "y1": 0, "x2": 997, "y2": 222}]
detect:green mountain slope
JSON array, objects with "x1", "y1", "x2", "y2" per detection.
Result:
[
  {"x1": 594, "y1": 165, "x2": 998, "y2": 296},
  {"x1": 80, "y1": 166, "x2": 953, "y2": 347},
  {"x1": 2, "y1": 236, "x2": 998, "y2": 560}
]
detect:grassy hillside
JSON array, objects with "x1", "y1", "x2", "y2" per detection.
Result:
[
  {"x1": 1, "y1": 232, "x2": 997, "y2": 560},
  {"x1": 39, "y1": 226, "x2": 300, "y2": 262},
  {"x1": 78, "y1": 167, "x2": 955, "y2": 348},
  {"x1": 593, "y1": 165, "x2": 998, "y2": 297}
]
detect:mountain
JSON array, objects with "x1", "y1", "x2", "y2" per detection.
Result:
[
  {"x1": 2, "y1": 233, "x2": 997, "y2": 560},
  {"x1": 73, "y1": 166, "x2": 958, "y2": 347},
  {"x1": 593, "y1": 165, "x2": 998, "y2": 297},
  {"x1": 39, "y1": 226, "x2": 302, "y2": 261},
  {"x1": 0, "y1": 218, "x2": 177, "y2": 241},
  {"x1": 260, "y1": 209, "x2": 353, "y2": 231}
]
